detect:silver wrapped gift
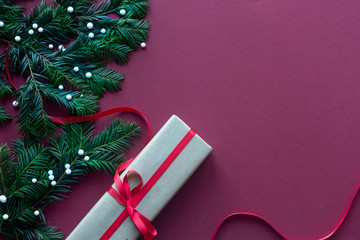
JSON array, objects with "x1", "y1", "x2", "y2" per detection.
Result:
[{"x1": 67, "y1": 115, "x2": 212, "y2": 240}]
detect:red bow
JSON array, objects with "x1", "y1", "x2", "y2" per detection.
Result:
[
  {"x1": 107, "y1": 169, "x2": 157, "y2": 240},
  {"x1": 102, "y1": 129, "x2": 196, "y2": 240}
]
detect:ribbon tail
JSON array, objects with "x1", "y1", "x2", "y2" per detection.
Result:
[{"x1": 130, "y1": 209, "x2": 157, "y2": 240}]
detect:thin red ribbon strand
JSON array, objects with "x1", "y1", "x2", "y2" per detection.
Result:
[
  {"x1": 52, "y1": 107, "x2": 151, "y2": 172},
  {"x1": 100, "y1": 129, "x2": 196, "y2": 240},
  {"x1": 5, "y1": 45, "x2": 17, "y2": 90},
  {"x1": 212, "y1": 186, "x2": 360, "y2": 240}
]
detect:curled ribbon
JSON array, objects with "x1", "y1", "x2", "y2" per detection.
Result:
[
  {"x1": 107, "y1": 169, "x2": 157, "y2": 240},
  {"x1": 212, "y1": 186, "x2": 360, "y2": 239}
]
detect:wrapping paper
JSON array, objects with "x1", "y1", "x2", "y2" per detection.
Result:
[{"x1": 67, "y1": 115, "x2": 212, "y2": 240}]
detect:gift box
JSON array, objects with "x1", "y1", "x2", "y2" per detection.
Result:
[{"x1": 67, "y1": 115, "x2": 212, "y2": 240}]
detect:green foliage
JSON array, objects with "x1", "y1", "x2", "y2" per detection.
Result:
[
  {"x1": 0, "y1": 119, "x2": 141, "y2": 240},
  {"x1": 0, "y1": 144, "x2": 15, "y2": 192},
  {"x1": 0, "y1": 0, "x2": 149, "y2": 140},
  {"x1": 0, "y1": 78, "x2": 13, "y2": 125},
  {"x1": 16, "y1": 81, "x2": 57, "y2": 141},
  {"x1": 0, "y1": 106, "x2": 11, "y2": 126},
  {"x1": 22, "y1": 224, "x2": 64, "y2": 240},
  {"x1": 0, "y1": 0, "x2": 149, "y2": 239},
  {"x1": 0, "y1": 78, "x2": 13, "y2": 99},
  {"x1": 121, "y1": 0, "x2": 149, "y2": 19}
]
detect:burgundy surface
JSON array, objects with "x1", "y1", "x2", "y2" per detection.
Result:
[{"x1": 2, "y1": 0, "x2": 360, "y2": 239}]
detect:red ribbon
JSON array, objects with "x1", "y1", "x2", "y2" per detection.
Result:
[
  {"x1": 107, "y1": 170, "x2": 157, "y2": 240},
  {"x1": 212, "y1": 186, "x2": 360, "y2": 240},
  {"x1": 5, "y1": 45, "x2": 17, "y2": 90},
  {"x1": 51, "y1": 107, "x2": 151, "y2": 172},
  {"x1": 101, "y1": 129, "x2": 196, "y2": 240}
]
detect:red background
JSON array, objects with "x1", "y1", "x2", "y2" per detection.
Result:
[{"x1": 2, "y1": 0, "x2": 360, "y2": 239}]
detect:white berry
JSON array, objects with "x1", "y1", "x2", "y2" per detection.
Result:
[
  {"x1": 88, "y1": 32, "x2": 94, "y2": 39},
  {"x1": 58, "y1": 85, "x2": 64, "y2": 90},
  {"x1": 119, "y1": 9, "x2": 126, "y2": 16},
  {"x1": 73, "y1": 66, "x2": 79, "y2": 72},
  {"x1": 66, "y1": 94, "x2": 72, "y2": 101},
  {"x1": 15, "y1": 36, "x2": 21, "y2": 42},
  {"x1": 32, "y1": 178, "x2": 37, "y2": 183},
  {"x1": 32, "y1": 23, "x2": 38, "y2": 29},
  {"x1": 58, "y1": 45, "x2": 64, "y2": 50},
  {"x1": 0, "y1": 21, "x2": 4, "y2": 27},
  {"x1": 85, "y1": 72, "x2": 92, "y2": 78},
  {"x1": 34, "y1": 210, "x2": 40, "y2": 216},
  {"x1": 78, "y1": 149, "x2": 84, "y2": 156},
  {"x1": 48, "y1": 170, "x2": 53, "y2": 175},
  {"x1": 28, "y1": 29, "x2": 34, "y2": 35},
  {"x1": 101, "y1": 28, "x2": 106, "y2": 34},
  {"x1": 2, "y1": 214, "x2": 9, "y2": 220},
  {"x1": 48, "y1": 44, "x2": 54, "y2": 49},
  {"x1": 62, "y1": 48, "x2": 66, "y2": 52},
  {"x1": 48, "y1": 175, "x2": 54, "y2": 181},
  {"x1": 84, "y1": 156, "x2": 90, "y2": 161},
  {"x1": 65, "y1": 164, "x2": 70, "y2": 169},
  {"x1": 38, "y1": 27, "x2": 43, "y2": 33},
  {"x1": 87, "y1": 22, "x2": 93, "y2": 29},
  {"x1": 51, "y1": 181, "x2": 56, "y2": 186},
  {"x1": 0, "y1": 195, "x2": 7, "y2": 203},
  {"x1": 140, "y1": 42, "x2": 146, "y2": 48},
  {"x1": 67, "y1": 6, "x2": 74, "y2": 13},
  {"x1": 65, "y1": 169, "x2": 72, "y2": 175},
  {"x1": 12, "y1": 101, "x2": 19, "y2": 107},
  {"x1": 80, "y1": 94, "x2": 84, "y2": 97}
]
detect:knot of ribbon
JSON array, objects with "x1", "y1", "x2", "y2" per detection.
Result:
[{"x1": 107, "y1": 169, "x2": 157, "y2": 240}]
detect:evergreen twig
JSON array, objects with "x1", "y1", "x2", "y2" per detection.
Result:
[{"x1": 0, "y1": 120, "x2": 141, "y2": 239}]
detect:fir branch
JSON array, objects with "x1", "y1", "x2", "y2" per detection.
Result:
[
  {"x1": 38, "y1": 82, "x2": 99, "y2": 116},
  {"x1": 0, "y1": 2, "x2": 24, "y2": 43},
  {"x1": 54, "y1": 0, "x2": 92, "y2": 14},
  {"x1": 23, "y1": 224, "x2": 64, "y2": 240},
  {"x1": 85, "y1": 38, "x2": 132, "y2": 64},
  {"x1": 28, "y1": 120, "x2": 139, "y2": 205},
  {"x1": 84, "y1": 119, "x2": 140, "y2": 173},
  {"x1": 91, "y1": 67, "x2": 124, "y2": 96},
  {"x1": 16, "y1": 55, "x2": 56, "y2": 140},
  {"x1": 0, "y1": 79, "x2": 13, "y2": 99},
  {"x1": 0, "y1": 106, "x2": 12, "y2": 126},
  {"x1": 0, "y1": 144, "x2": 15, "y2": 192},
  {"x1": 84, "y1": 0, "x2": 123, "y2": 17},
  {"x1": 114, "y1": 18, "x2": 149, "y2": 49},
  {"x1": 120, "y1": 0, "x2": 149, "y2": 19},
  {"x1": 26, "y1": 2, "x2": 74, "y2": 45},
  {"x1": 31, "y1": 48, "x2": 90, "y2": 91},
  {"x1": 9, "y1": 140, "x2": 50, "y2": 193}
]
